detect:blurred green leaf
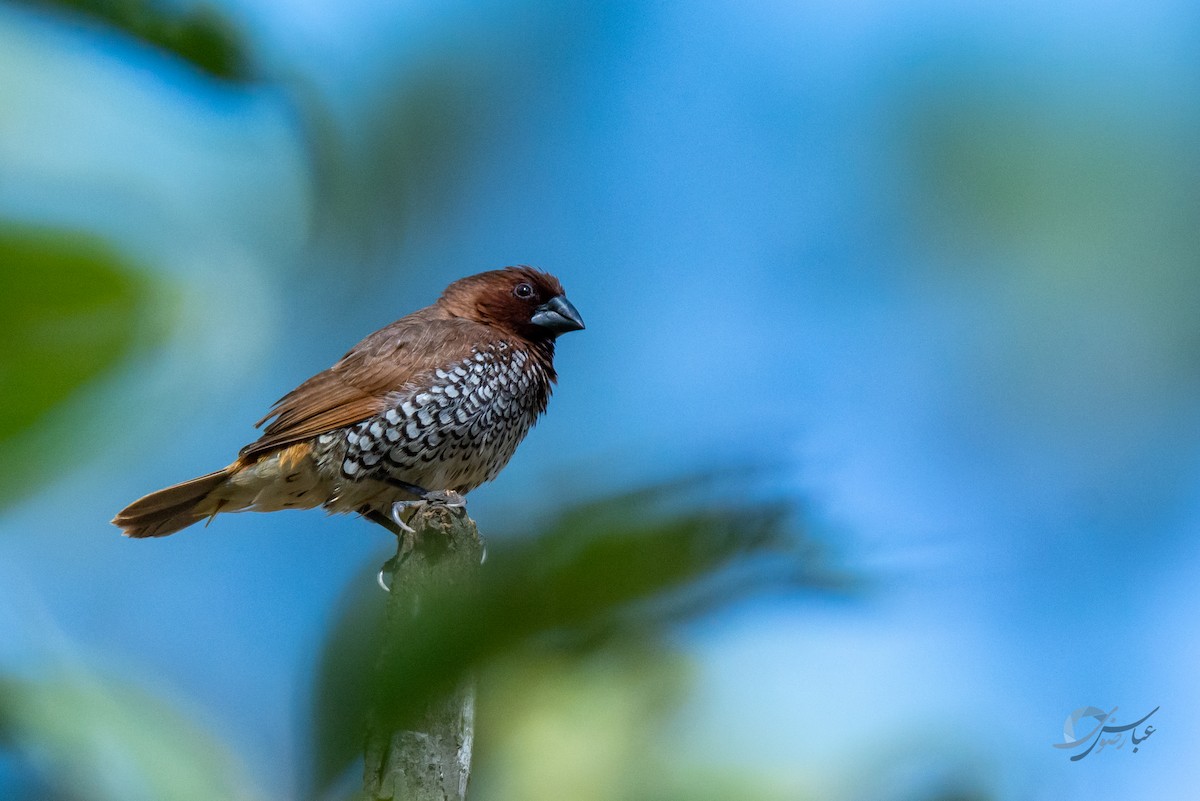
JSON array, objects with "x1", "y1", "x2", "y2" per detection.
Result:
[
  {"x1": 0, "y1": 224, "x2": 155, "y2": 506},
  {"x1": 17, "y1": 0, "x2": 252, "y2": 81},
  {"x1": 305, "y1": 60, "x2": 483, "y2": 277},
  {"x1": 308, "y1": 480, "x2": 853, "y2": 797},
  {"x1": 0, "y1": 670, "x2": 261, "y2": 801},
  {"x1": 471, "y1": 646, "x2": 807, "y2": 801},
  {"x1": 898, "y1": 66, "x2": 1200, "y2": 518},
  {"x1": 902, "y1": 67, "x2": 1200, "y2": 273}
]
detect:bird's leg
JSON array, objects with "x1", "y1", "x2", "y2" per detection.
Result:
[
  {"x1": 420, "y1": 489, "x2": 467, "y2": 507},
  {"x1": 385, "y1": 479, "x2": 466, "y2": 533},
  {"x1": 385, "y1": 478, "x2": 467, "y2": 506}
]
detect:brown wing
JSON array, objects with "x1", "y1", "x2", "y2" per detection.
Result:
[{"x1": 239, "y1": 308, "x2": 491, "y2": 461}]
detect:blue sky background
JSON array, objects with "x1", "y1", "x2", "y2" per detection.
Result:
[{"x1": 2, "y1": 0, "x2": 1198, "y2": 798}]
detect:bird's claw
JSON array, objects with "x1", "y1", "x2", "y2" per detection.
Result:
[
  {"x1": 389, "y1": 501, "x2": 417, "y2": 533},
  {"x1": 389, "y1": 490, "x2": 466, "y2": 531},
  {"x1": 377, "y1": 553, "x2": 401, "y2": 593}
]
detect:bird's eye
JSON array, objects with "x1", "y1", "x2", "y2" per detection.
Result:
[{"x1": 514, "y1": 282, "x2": 535, "y2": 300}]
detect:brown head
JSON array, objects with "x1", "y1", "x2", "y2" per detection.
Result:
[{"x1": 438, "y1": 266, "x2": 585, "y2": 343}]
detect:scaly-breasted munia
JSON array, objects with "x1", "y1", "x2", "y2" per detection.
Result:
[{"x1": 113, "y1": 267, "x2": 584, "y2": 538}]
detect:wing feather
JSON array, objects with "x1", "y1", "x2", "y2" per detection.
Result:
[{"x1": 239, "y1": 310, "x2": 488, "y2": 461}]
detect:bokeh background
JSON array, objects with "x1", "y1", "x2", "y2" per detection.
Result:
[{"x1": 2, "y1": 0, "x2": 1198, "y2": 798}]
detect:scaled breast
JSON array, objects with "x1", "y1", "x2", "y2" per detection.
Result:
[{"x1": 324, "y1": 343, "x2": 550, "y2": 492}]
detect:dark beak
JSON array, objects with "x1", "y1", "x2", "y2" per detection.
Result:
[{"x1": 531, "y1": 295, "x2": 585, "y2": 335}]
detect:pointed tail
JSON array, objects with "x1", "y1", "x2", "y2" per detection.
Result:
[{"x1": 112, "y1": 468, "x2": 233, "y2": 538}]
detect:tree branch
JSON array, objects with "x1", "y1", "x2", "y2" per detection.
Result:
[{"x1": 360, "y1": 504, "x2": 484, "y2": 801}]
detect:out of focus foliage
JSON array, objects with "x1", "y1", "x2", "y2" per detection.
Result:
[
  {"x1": 0, "y1": 225, "x2": 155, "y2": 508},
  {"x1": 313, "y1": 64, "x2": 485, "y2": 264},
  {"x1": 15, "y1": 0, "x2": 251, "y2": 79},
  {"x1": 310, "y1": 481, "x2": 853, "y2": 798},
  {"x1": 0, "y1": 478, "x2": 866, "y2": 801},
  {"x1": 898, "y1": 64, "x2": 1200, "y2": 527},
  {"x1": 470, "y1": 647, "x2": 806, "y2": 801},
  {"x1": 0, "y1": 671, "x2": 260, "y2": 801}
]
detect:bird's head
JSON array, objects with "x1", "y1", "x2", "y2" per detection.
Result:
[{"x1": 439, "y1": 266, "x2": 585, "y2": 342}]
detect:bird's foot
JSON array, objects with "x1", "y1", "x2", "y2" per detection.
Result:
[
  {"x1": 423, "y1": 489, "x2": 467, "y2": 507},
  {"x1": 378, "y1": 489, "x2": 467, "y2": 593},
  {"x1": 388, "y1": 490, "x2": 466, "y2": 532}
]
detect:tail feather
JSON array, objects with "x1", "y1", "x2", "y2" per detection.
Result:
[{"x1": 112, "y1": 468, "x2": 232, "y2": 538}]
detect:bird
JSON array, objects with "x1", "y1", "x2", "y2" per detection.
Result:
[{"x1": 112, "y1": 266, "x2": 584, "y2": 540}]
